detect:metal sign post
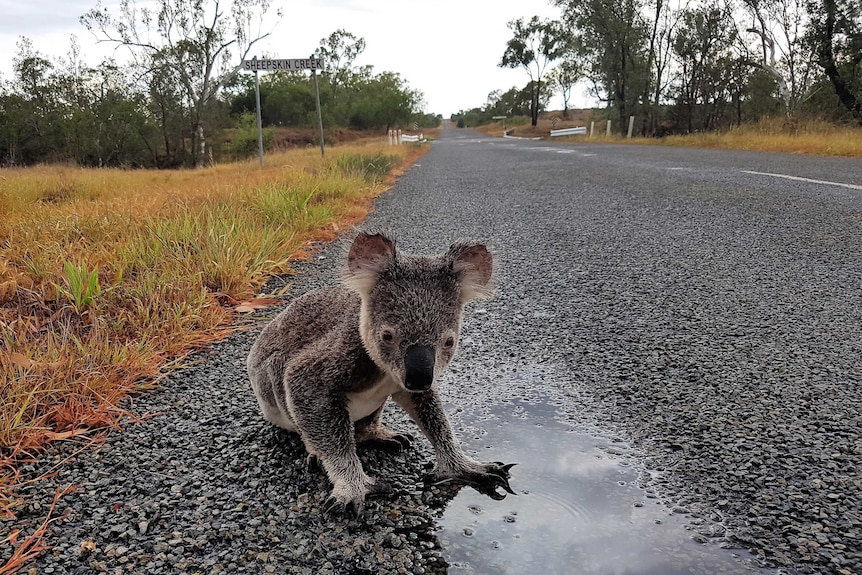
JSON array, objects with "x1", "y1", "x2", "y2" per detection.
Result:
[
  {"x1": 492, "y1": 115, "x2": 507, "y2": 134},
  {"x1": 253, "y1": 58, "x2": 264, "y2": 167},
  {"x1": 241, "y1": 56, "x2": 327, "y2": 164},
  {"x1": 311, "y1": 55, "x2": 325, "y2": 158}
]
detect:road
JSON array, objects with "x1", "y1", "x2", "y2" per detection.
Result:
[{"x1": 11, "y1": 124, "x2": 861, "y2": 575}]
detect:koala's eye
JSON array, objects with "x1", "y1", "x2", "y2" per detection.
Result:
[
  {"x1": 381, "y1": 330, "x2": 395, "y2": 343},
  {"x1": 443, "y1": 336, "x2": 455, "y2": 349}
]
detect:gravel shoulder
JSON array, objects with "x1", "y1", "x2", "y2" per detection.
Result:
[{"x1": 4, "y1": 128, "x2": 861, "y2": 575}]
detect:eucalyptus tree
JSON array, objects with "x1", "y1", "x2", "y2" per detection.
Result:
[
  {"x1": 347, "y1": 71, "x2": 419, "y2": 130},
  {"x1": 318, "y1": 30, "x2": 368, "y2": 94},
  {"x1": 500, "y1": 16, "x2": 565, "y2": 126},
  {"x1": 739, "y1": 0, "x2": 816, "y2": 116},
  {"x1": 81, "y1": 0, "x2": 279, "y2": 166},
  {"x1": 316, "y1": 29, "x2": 373, "y2": 126},
  {"x1": 8, "y1": 38, "x2": 65, "y2": 163},
  {"x1": 550, "y1": 43, "x2": 585, "y2": 118},
  {"x1": 554, "y1": 0, "x2": 650, "y2": 133},
  {"x1": 672, "y1": 5, "x2": 739, "y2": 132},
  {"x1": 806, "y1": 0, "x2": 862, "y2": 122}
]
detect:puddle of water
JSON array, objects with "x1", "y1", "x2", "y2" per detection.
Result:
[{"x1": 437, "y1": 398, "x2": 774, "y2": 575}]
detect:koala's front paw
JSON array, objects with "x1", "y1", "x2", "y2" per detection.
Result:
[
  {"x1": 322, "y1": 478, "x2": 394, "y2": 518},
  {"x1": 428, "y1": 460, "x2": 517, "y2": 500}
]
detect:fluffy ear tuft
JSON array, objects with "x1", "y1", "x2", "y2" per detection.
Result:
[
  {"x1": 342, "y1": 232, "x2": 396, "y2": 295},
  {"x1": 448, "y1": 242, "x2": 493, "y2": 302}
]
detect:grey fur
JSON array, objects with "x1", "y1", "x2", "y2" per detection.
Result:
[{"x1": 247, "y1": 231, "x2": 513, "y2": 515}]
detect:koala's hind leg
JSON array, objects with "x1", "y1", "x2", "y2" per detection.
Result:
[
  {"x1": 287, "y1": 384, "x2": 389, "y2": 515},
  {"x1": 354, "y1": 402, "x2": 413, "y2": 451}
]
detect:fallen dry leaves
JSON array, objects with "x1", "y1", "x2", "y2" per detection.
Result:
[{"x1": 233, "y1": 297, "x2": 281, "y2": 314}]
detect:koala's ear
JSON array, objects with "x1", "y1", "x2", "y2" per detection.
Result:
[
  {"x1": 448, "y1": 242, "x2": 493, "y2": 302},
  {"x1": 343, "y1": 232, "x2": 396, "y2": 295}
]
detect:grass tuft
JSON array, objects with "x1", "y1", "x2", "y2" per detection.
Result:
[
  {"x1": 330, "y1": 152, "x2": 400, "y2": 181},
  {"x1": 57, "y1": 261, "x2": 101, "y2": 313}
]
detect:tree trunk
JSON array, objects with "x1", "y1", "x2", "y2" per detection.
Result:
[
  {"x1": 531, "y1": 80, "x2": 540, "y2": 126},
  {"x1": 818, "y1": 0, "x2": 862, "y2": 122},
  {"x1": 196, "y1": 123, "x2": 207, "y2": 168},
  {"x1": 644, "y1": 0, "x2": 663, "y2": 135}
]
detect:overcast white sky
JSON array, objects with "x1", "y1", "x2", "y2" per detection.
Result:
[{"x1": 0, "y1": 0, "x2": 594, "y2": 116}]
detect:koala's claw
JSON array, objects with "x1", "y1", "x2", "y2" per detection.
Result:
[
  {"x1": 357, "y1": 431, "x2": 414, "y2": 452},
  {"x1": 322, "y1": 479, "x2": 392, "y2": 518},
  {"x1": 323, "y1": 495, "x2": 364, "y2": 518},
  {"x1": 425, "y1": 462, "x2": 517, "y2": 499},
  {"x1": 306, "y1": 453, "x2": 322, "y2": 472},
  {"x1": 393, "y1": 432, "x2": 413, "y2": 448},
  {"x1": 362, "y1": 433, "x2": 412, "y2": 452}
]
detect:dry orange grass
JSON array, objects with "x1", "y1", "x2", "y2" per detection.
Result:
[
  {"x1": 484, "y1": 114, "x2": 862, "y2": 157},
  {"x1": 0, "y1": 141, "x2": 425, "y2": 529},
  {"x1": 632, "y1": 117, "x2": 862, "y2": 157}
]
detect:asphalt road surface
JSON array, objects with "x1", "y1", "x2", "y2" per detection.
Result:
[{"x1": 9, "y1": 123, "x2": 861, "y2": 575}]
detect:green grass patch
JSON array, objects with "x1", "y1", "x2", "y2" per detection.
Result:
[{"x1": 330, "y1": 152, "x2": 400, "y2": 181}]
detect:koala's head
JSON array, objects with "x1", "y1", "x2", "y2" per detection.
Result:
[{"x1": 342, "y1": 232, "x2": 493, "y2": 392}]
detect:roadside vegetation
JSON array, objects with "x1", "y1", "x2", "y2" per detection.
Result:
[
  {"x1": 454, "y1": 0, "x2": 861, "y2": 141},
  {"x1": 630, "y1": 117, "x2": 862, "y2": 156},
  {"x1": 2, "y1": 19, "x2": 438, "y2": 169},
  {"x1": 0, "y1": 141, "x2": 424, "y2": 526},
  {"x1": 473, "y1": 114, "x2": 862, "y2": 157}
]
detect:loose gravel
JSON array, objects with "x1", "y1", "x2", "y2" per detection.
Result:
[{"x1": 4, "y1": 128, "x2": 861, "y2": 575}]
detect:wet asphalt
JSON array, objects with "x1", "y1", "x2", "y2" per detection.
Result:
[{"x1": 5, "y1": 123, "x2": 862, "y2": 575}]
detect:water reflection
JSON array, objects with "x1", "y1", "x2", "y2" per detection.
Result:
[{"x1": 437, "y1": 399, "x2": 776, "y2": 575}]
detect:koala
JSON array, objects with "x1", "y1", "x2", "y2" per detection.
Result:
[{"x1": 247, "y1": 231, "x2": 514, "y2": 515}]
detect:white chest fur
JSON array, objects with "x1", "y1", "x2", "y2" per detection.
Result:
[{"x1": 346, "y1": 375, "x2": 402, "y2": 422}]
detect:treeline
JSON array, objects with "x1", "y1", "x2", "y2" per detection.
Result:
[
  {"x1": 455, "y1": 0, "x2": 861, "y2": 135},
  {"x1": 0, "y1": 0, "x2": 437, "y2": 168}
]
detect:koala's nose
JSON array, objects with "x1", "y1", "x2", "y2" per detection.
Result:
[{"x1": 404, "y1": 345, "x2": 435, "y2": 391}]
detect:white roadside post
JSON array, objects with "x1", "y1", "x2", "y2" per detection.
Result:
[
  {"x1": 606, "y1": 120, "x2": 612, "y2": 136},
  {"x1": 627, "y1": 115, "x2": 635, "y2": 139},
  {"x1": 590, "y1": 120, "x2": 595, "y2": 138},
  {"x1": 241, "y1": 56, "x2": 327, "y2": 163}
]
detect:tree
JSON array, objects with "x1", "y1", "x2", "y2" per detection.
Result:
[
  {"x1": 806, "y1": 0, "x2": 862, "y2": 122},
  {"x1": 550, "y1": 53, "x2": 584, "y2": 118},
  {"x1": 81, "y1": 0, "x2": 279, "y2": 166},
  {"x1": 317, "y1": 29, "x2": 367, "y2": 96},
  {"x1": 316, "y1": 29, "x2": 372, "y2": 127},
  {"x1": 641, "y1": 0, "x2": 683, "y2": 134},
  {"x1": 9, "y1": 38, "x2": 65, "y2": 164},
  {"x1": 671, "y1": 5, "x2": 739, "y2": 132},
  {"x1": 555, "y1": 0, "x2": 650, "y2": 133},
  {"x1": 0, "y1": 36, "x2": 158, "y2": 167},
  {"x1": 500, "y1": 16, "x2": 564, "y2": 126},
  {"x1": 347, "y1": 71, "x2": 418, "y2": 130},
  {"x1": 740, "y1": 0, "x2": 816, "y2": 116}
]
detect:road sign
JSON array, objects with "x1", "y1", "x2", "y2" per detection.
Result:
[
  {"x1": 241, "y1": 58, "x2": 325, "y2": 72},
  {"x1": 241, "y1": 56, "x2": 328, "y2": 162}
]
